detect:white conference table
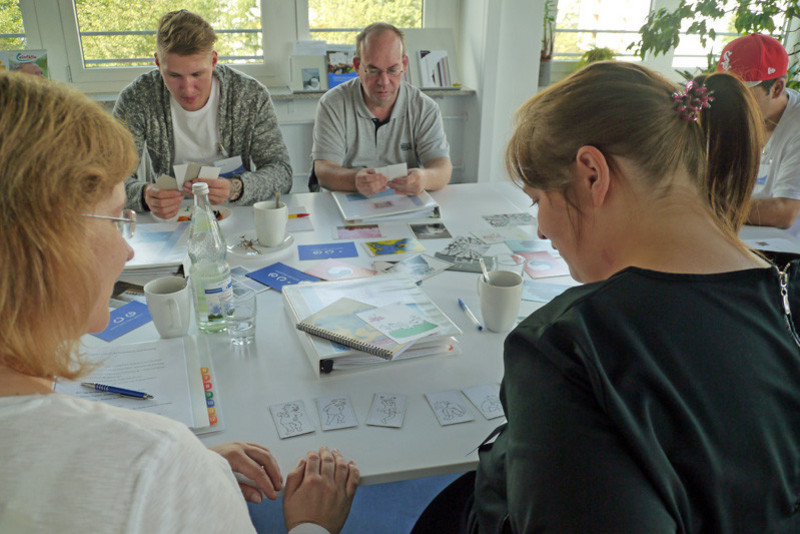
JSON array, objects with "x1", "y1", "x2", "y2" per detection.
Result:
[
  {"x1": 90, "y1": 182, "x2": 549, "y2": 486},
  {"x1": 86, "y1": 182, "x2": 800, "y2": 486}
]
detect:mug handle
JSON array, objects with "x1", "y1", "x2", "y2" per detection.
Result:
[{"x1": 477, "y1": 274, "x2": 483, "y2": 296}]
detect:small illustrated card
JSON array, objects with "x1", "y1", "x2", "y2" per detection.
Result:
[
  {"x1": 743, "y1": 238, "x2": 800, "y2": 252},
  {"x1": 356, "y1": 302, "x2": 441, "y2": 344},
  {"x1": 269, "y1": 400, "x2": 315, "y2": 439},
  {"x1": 173, "y1": 162, "x2": 221, "y2": 184},
  {"x1": 246, "y1": 262, "x2": 320, "y2": 291},
  {"x1": 505, "y1": 239, "x2": 553, "y2": 254},
  {"x1": 315, "y1": 395, "x2": 359, "y2": 431},
  {"x1": 518, "y1": 251, "x2": 570, "y2": 279},
  {"x1": 472, "y1": 226, "x2": 532, "y2": 244},
  {"x1": 372, "y1": 260, "x2": 398, "y2": 273},
  {"x1": 335, "y1": 224, "x2": 383, "y2": 240},
  {"x1": 304, "y1": 258, "x2": 377, "y2": 281},
  {"x1": 482, "y1": 213, "x2": 536, "y2": 228},
  {"x1": 230, "y1": 266, "x2": 269, "y2": 293},
  {"x1": 409, "y1": 222, "x2": 451, "y2": 240},
  {"x1": 386, "y1": 253, "x2": 453, "y2": 283},
  {"x1": 522, "y1": 279, "x2": 573, "y2": 303},
  {"x1": 367, "y1": 393, "x2": 407, "y2": 428},
  {"x1": 374, "y1": 162, "x2": 408, "y2": 181},
  {"x1": 363, "y1": 237, "x2": 425, "y2": 256},
  {"x1": 425, "y1": 390, "x2": 475, "y2": 426},
  {"x1": 92, "y1": 301, "x2": 152, "y2": 342},
  {"x1": 434, "y1": 236, "x2": 491, "y2": 273},
  {"x1": 287, "y1": 206, "x2": 314, "y2": 233},
  {"x1": 155, "y1": 174, "x2": 180, "y2": 191},
  {"x1": 215, "y1": 155, "x2": 245, "y2": 178},
  {"x1": 298, "y1": 242, "x2": 358, "y2": 261},
  {"x1": 462, "y1": 384, "x2": 504, "y2": 420}
]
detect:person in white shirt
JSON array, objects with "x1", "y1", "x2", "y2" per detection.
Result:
[
  {"x1": 0, "y1": 72, "x2": 358, "y2": 534},
  {"x1": 718, "y1": 33, "x2": 800, "y2": 231},
  {"x1": 114, "y1": 10, "x2": 292, "y2": 219}
]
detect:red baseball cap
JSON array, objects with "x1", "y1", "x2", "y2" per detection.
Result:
[{"x1": 717, "y1": 33, "x2": 788, "y2": 86}]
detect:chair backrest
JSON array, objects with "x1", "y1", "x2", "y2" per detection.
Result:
[{"x1": 308, "y1": 164, "x2": 320, "y2": 192}]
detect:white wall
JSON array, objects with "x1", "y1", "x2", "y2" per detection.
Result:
[{"x1": 459, "y1": 0, "x2": 544, "y2": 183}]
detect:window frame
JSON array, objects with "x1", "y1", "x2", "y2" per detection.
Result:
[
  {"x1": 550, "y1": 0, "x2": 799, "y2": 80},
  {"x1": 13, "y1": 0, "x2": 450, "y2": 95}
]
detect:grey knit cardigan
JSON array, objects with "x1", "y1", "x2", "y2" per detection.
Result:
[{"x1": 113, "y1": 64, "x2": 293, "y2": 211}]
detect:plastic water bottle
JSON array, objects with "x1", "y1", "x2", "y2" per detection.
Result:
[{"x1": 188, "y1": 182, "x2": 232, "y2": 333}]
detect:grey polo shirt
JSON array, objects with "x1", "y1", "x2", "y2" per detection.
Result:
[{"x1": 311, "y1": 78, "x2": 450, "y2": 172}]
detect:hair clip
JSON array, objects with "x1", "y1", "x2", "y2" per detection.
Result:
[{"x1": 672, "y1": 80, "x2": 714, "y2": 121}]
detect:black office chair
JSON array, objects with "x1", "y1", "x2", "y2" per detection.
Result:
[{"x1": 308, "y1": 164, "x2": 320, "y2": 192}]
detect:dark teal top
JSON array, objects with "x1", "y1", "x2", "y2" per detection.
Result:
[{"x1": 474, "y1": 263, "x2": 800, "y2": 533}]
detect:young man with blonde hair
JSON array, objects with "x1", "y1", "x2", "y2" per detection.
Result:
[
  {"x1": 718, "y1": 33, "x2": 800, "y2": 232},
  {"x1": 311, "y1": 22, "x2": 452, "y2": 196},
  {"x1": 114, "y1": 10, "x2": 292, "y2": 219}
]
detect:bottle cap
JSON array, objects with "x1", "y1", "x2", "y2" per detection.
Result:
[{"x1": 192, "y1": 182, "x2": 210, "y2": 195}]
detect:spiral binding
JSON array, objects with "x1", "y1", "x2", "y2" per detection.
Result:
[{"x1": 297, "y1": 323, "x2": 394, "y2": 360}]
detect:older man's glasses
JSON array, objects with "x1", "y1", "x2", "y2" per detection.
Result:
[
  {"x1": 82, "y1": 209, "x2": 137, "y2": 239},
  {"x1": 363, "y1": 65, "x2": 404, "y2": 78}
]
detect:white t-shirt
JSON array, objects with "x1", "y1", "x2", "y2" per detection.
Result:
[
  {"x1": 0, "y1": 393, "x2": 256, "y2": 533},
  {"x1": 171, "y1": 78, "x2": 221, "y2": 166},
  {"x1": 752, "y1": 88, "x2": 800, "y2": 201}
]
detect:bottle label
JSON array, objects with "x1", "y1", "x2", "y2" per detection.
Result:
[{"x1": 203, "y1": 277, "x2": 233, "y2": 321}]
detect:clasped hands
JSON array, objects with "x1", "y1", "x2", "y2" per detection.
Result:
[
  {"x1": 144, "y1": 178, "x2": 231, "y2": 219},
  {"x1": 211, "y1": 442, "x2": 359, "y2": 534},
  {"x1": 355, "y1": 167, "x2": 427, "y2": 197}
]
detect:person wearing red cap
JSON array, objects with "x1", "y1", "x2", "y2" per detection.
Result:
[{"x1": 718, "y1": 33, "x2": 800, "y2": 232}]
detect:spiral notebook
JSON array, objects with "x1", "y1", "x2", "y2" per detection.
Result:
[
  {"x1": 283, "y1": 274, "x2": 462, "y2": 376},
  {"x1": 296, "y1": 297, "x2": 411, "y2": 360}
]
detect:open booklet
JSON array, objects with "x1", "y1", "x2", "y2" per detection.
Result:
[
  {"x1": 284, "y1": 273, "x2": 462, "y2": 376},
  {"x1": 54, "y1": 336, "x2": 222, "y2": 435}
]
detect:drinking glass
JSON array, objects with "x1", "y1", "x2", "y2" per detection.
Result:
[{"x1": 226, "y1": 285, "x2": 257, "y2": 345}]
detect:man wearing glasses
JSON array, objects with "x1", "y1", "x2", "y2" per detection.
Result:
[{"x1": 310, "y1": 23, "x2": 452, "y2": 197}]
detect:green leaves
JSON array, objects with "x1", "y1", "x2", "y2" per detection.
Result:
[{"x1": 630, "y1": 0, "x2": 798, "y2": 59}]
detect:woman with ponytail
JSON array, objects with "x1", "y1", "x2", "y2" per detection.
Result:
[{"x1": 414, "y1": 62, "x2": 800, "y2": 533}]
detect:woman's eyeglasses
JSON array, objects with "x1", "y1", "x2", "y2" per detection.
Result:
[{"x1": 82, "y1": 209, "x2": 137, "y2": 239}]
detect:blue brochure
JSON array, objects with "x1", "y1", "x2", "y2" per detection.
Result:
[
  {"x1": 92, "y1": 301, "x2": 152, "y2": 342},
  {"x1": 246, "y1": 262, "x2": 320, "y2": 291},
  {"x1": 297, "y1": 242, "x2": 358, "y2": 261}
]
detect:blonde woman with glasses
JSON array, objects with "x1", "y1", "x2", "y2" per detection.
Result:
[{"x1": 0, "y1": 72, "x2": 357, "y2": 534}]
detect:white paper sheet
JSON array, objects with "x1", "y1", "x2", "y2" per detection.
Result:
[{"x1": 55, "y1": 339, "x2": 196, "y2": 428}]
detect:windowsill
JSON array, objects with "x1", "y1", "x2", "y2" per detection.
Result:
[{"x1": 88, "y1": 86, "x2": 476, "y2": 103}]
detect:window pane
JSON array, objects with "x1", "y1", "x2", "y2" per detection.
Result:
[
  {"x1": 0, "y1": 0, "x2": 25, "y2": 51},
  {"x1": 309, "y1": 0, "x2": 423, "y2": 46},
  {"x1": 73, "y1": 0, "x2": 263, "y2": 68},
  {"x1": 670, "y1": 3, "x2": 787, "y2": 71},
  {"x1": 553, "y1": 0, "x2": 650, "y2": 61}
]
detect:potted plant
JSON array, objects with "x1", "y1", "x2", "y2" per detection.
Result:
[
  {"x1": 629, "y1": 0, "x2": 799, "y2": 61},
  {"x1": 578, "y1": 46, "x2": 616, "y2": 67},
  {"x1": 539, "y1": 0, "x2": 556, "y2": 86}
]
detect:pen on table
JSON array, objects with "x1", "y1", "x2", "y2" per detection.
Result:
[
  {"x1": 458, "y1": 298, "x2": 483, "y2": 331},
  {"x1": 81, "y1": 382, "x2": 154, "y2": 400},
  {"x1": 288, "y1": 213, "x2": 310, "y2": 219}
]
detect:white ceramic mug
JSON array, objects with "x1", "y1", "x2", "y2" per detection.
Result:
[
  {"x1": 144, "y1": 276, "x2": 191, "y2": 338},
  {"x1": 254, "y1": 201, "x2": 288, "y2": 247},
  {"x1": 477, "y1": 270, "x2": 523, "y2": 333}
]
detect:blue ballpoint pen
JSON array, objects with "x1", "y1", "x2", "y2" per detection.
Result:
[
  {"x1": 458, "y1": 298, "x2": 483, "y2": 331},
  {"x1": 82, "y1": 382, "x2": 154, "y2": 400}
]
